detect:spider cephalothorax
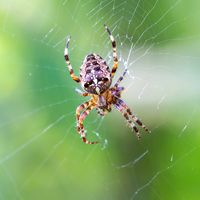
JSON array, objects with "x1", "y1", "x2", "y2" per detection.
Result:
[
  {"x1": 64, "y1": 24, "x2": 150, "y2": 144},
  {"x1": 80, "y1": 53, "x2": 112, "y2": 95}
]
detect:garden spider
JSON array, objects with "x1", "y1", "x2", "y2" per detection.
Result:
[{"x1": 64, "y1": 24, "x2": 150, "y2": 144}]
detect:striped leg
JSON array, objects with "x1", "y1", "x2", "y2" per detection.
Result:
[
  {"x1": 114, "y1": 102, "x2": 140, "y2": 139},
  {"x1": 104, "y1": 24, "x2": 118, "y2": 78},
  {"x1": 64, "y1": 36, "x2": 80, "y2": 83},
  {"x1": 75, "y1": 88, "x2": 89, "y2": 97},
  {"x1": 76, "y1": 101, "x2": 91, "y2": 132},
  {"x1": 78, "y1": 105, "x2": 98, "y2": 144},
  {"x1": 117, "y1": 99, "x2": 150, "y2": 133},
  {"x1": 126, "y1": 107, "x2": 150, "y2": 133},
  {"x1": 114, "y1": 68, "x2": 128, "y2": 88}
]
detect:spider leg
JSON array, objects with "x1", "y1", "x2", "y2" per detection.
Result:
[
  {"x1": 75, "y1": 88, "x2": 89, "y2": 97},
  {"x1": 104, "y1": 24, "x2": 118, "y2": 78},
  {"x1": 114, "y1": 101, "x2": 141, "y2": 139},
  {"x1": 64, "y1": 36, "x2": 81, "y2": 83},
  {"x1": 117, "y1": 99, "x2": 150, "y2": 133},
  {"x1": 126, "y1": 107, "x2": 150, "y2": 133},
  {"x1": 114, "y1": 68, "x2": 128, "y2": 88},
  {"x1": 76, "y1": 101, "x2": 91, "y2": 131},
  {"x1": 78, "y1": 104, "x2": 98, "y2": 144}
]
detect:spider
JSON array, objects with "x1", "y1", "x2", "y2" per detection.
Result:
[{"x1": 64, "y1": 24, "x2": 150, "y2": 144}]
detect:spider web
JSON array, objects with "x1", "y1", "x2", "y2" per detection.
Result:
[{"x1": 0, "y1": 0, "x2": 200, "y2": 199}]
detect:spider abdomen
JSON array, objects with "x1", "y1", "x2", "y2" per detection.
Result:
[{"x1": 80, "y1": 53, "x2": 112, "y2": 94}]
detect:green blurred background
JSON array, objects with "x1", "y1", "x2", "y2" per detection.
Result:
[{"x1": 0, "y1": 0, "x2": 200, "y2": 199}]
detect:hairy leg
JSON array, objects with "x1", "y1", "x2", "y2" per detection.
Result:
[
  {"x1": 117, "y1": 99, "x2": 150, "y2": 133},
  {"x1": 104, "y1": 24, "x2": 118, "y2": 78},
  {"x1": 114, "y1": 101, "x2": 141, "y2": 139},
  {"x1": 64, "y1": 36, "x2": 80, "y2": 83},
  {"x1": 114, "y1": 68, "x2": 128, "y2": 88},
  {"x1": 76, "y1": 101, "x2": 92, "y2": 132},
  {"x1": 78, "y1": 105, "x2": 98, "y2": 144}
]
